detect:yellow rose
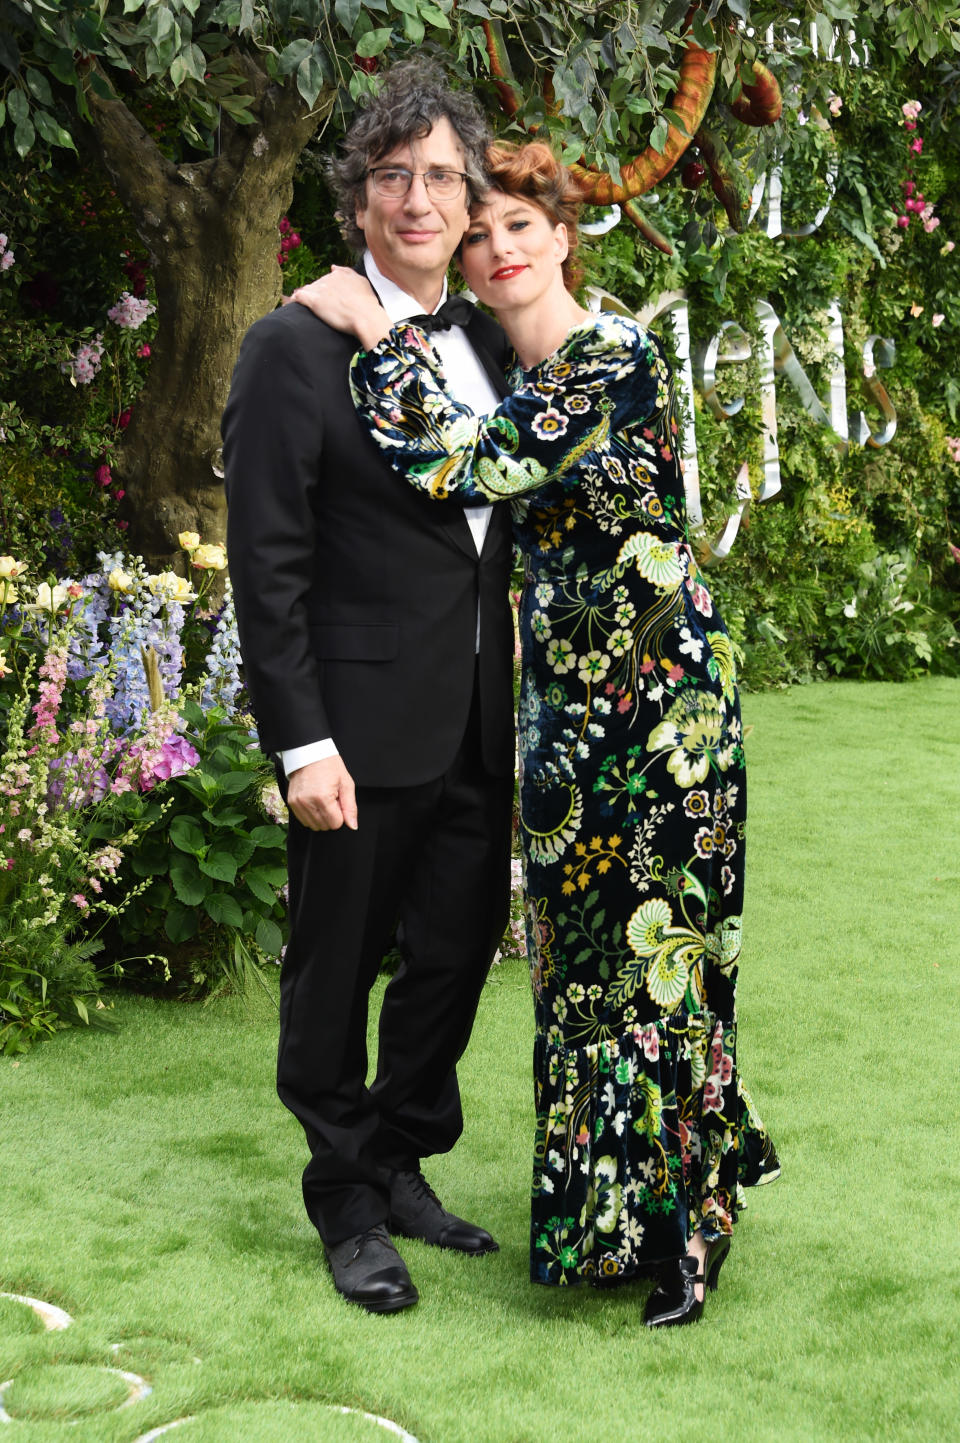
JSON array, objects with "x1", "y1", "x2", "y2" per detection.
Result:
[
  {"x1": 147, "y1": 571, "x2": 196, "y2": 604},
  {"x1": 108, "y1": 568, "x2": 135, "y2": 594},
  {"x1": 178, "y1": 531, "x2": 201, "y2": 552},
  {"x1": 191, "y1": 542, "x2": 227, "y2": 571},
  {"x1": 0, "y1": 556, "x2": 26, "y2": 580},
  {"x1": 30, "y1": 581, "x2": 70, "y2": 612},
  {"x1": 0, "y1": 580, "x2": 18, "y2": 605}
]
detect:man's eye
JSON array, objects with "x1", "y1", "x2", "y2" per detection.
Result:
[
  {"x1": 428, "y1": 171, "x2": 454, "y2": 183},
  {"x1": 382, "y1": 170, "x2": 408, "y2": 183}
]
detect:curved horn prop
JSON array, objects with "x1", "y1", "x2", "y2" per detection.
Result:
[
  {"x1": 730, "y1": 60, "x2": 783, "y2": 126},
  {"x1": 482, "y1": 11, "x2": 717, "y2": 205},
  {"x1": 567, "y1": 22, "x2": 717, "y2": 204}
]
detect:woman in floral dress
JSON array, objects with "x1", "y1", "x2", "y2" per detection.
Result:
[{"x1": 294, "y1": 141, "x2": 778, "y2": 1325}]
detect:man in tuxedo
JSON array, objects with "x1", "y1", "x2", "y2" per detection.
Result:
[{"x1": 222, "y1": 60, "x2": 515, "y2": 1314}]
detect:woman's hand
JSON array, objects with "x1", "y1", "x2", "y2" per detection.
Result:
[{"x1": 290, "y1": 266, "x2": 391, "y2": 350}]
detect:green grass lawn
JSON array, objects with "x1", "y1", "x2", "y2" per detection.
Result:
[{"x1": 2, "y1": 678, "x2": 958, "y2": 1443}]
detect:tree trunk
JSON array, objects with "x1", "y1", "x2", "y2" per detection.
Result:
[{"x1": 84, "y1": 58, "x2": 332, "y2": 570}]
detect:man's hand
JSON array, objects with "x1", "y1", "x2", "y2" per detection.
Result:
[{"x1": 286, "y1": 756, "x2": 358, "y2": 832}]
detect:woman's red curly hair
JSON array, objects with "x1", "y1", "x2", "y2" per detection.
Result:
[{"x1": 478, "y1": 140, "x2": 584, "y2": 292}]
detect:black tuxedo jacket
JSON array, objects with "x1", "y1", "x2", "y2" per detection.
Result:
[{"x1": 222, "y1": 294, "x2": 516, "y2": 787}]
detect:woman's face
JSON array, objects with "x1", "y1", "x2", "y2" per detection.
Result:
[{"x1": 458, "y1": 190, "x2": 568, "y2": 312}]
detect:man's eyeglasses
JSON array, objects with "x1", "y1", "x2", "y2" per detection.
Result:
[{"x1": 366, "y1": 167, "x2": 468, "y2": 200}]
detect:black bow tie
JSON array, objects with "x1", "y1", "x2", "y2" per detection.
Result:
[{"x1": 408, "y1": 294, "x2": 474, "y2": 333}]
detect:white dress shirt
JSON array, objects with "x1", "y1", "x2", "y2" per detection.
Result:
[{"x1": 281, "y1": 252, "x2": 502, "y2": 776}]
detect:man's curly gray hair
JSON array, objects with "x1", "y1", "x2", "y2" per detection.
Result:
[{"x1": 329, "y1": 57, "x2": 493, "y2": 253}]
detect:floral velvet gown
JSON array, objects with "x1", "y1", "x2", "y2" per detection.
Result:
[{"x1": 350, "y1": 311, "x2": 779, "y2": 1287}]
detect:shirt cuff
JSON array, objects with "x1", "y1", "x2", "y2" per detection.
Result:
[{"x1": 280, "y1": 738, "x2": 339, "y2": 776}]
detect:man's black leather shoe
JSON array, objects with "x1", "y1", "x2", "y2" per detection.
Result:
[
  {"x1": 385, "y1": 1169, "x2": 499, "y2": 1255},
  {"x1": 324, "y1": 1223, "x2": 419, "y2": 1314}
]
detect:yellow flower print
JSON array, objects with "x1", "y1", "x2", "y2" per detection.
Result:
[
  {"x1": 546, "y1": 637, "x2": 577, "y2": 674},
  {"x1": 706, "y1": 630, "x2": 737, "y2": 701},
  {"x1": 626, "y1": 897, "x2": 673, "y2": 956},
  {"x1": 645, "y1": 941, "x2": 690, "y2": 1007},
  {"x1": 647, "y1": 693, "x2": 725, "y2": 787},
  {"x1": 592, "y1": 1157, "x2": 622, "y2": 1234},
  {"x1": 616, "y1": 531, "x2": 684, "y2": 588}
]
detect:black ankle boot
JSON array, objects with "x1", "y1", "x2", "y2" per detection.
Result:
[{"x1": 644, "y1": 1236, "x2": 731, "y2": 1328}]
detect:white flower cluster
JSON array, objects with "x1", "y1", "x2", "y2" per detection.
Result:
[
  {"x1": 0, "y1": 233, "x2": 14, "y2": 273},
  {"x1": 107, "y1": 291, "x2": 156, "y2": 330}
]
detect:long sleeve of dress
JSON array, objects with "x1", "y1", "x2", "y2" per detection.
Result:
[{"x1": 348, "y1": 312, "x2": 679, "y2": 504}]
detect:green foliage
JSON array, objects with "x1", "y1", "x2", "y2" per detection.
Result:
[
  {"x1": 822, "y1": 550, "x2": 958, "y2": 678},
  {"x1": 0, "y1": 153, "x2": 152, "y2": 574},
  {"x1": 3, "y1": 2, "x2": 959, "y2": 180},
  {"x1": 100, "y1": 698, "x2": 288, "y2": 998},
  {"x1": 573, "y1": 37, "x2": 960, "y2": 688}
]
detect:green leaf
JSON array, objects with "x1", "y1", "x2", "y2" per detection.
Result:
[
  {"x1": 355, "y1": 27, "x2": 393, "y2": 58},
  {"x1": 24, "y1": 68, "x2": 54, "y2": 108},
  {"x1": 255, "y1": 917, "x2": 283, "y2": 958},
  {"x1": 278, "y1": 38, "x2": 313, "y2": 74},
  {"x1": 13, "y1": 117, "x2": 35, "y2": 158},
  {"x1": 335, "y1": 0, "x2": 361, "y2": 29},
  {"x1": 170, "y1": 861, "x2": 208, "y2": 907},
  {"x1": 248, "y1": 824, "x2": 287, "y2": 848},
  {"x1": 165, "y1": 903, "x2": 199, "y2": 944},
  {"x1": 214, "y1": 771, "x2": 254, "y2": 795},
  {"x1": 0, "y1": 31, "x2": 21, "y2": 74},
  {"x1": 420, "y1": 4, "x2": 451, "y2": 27},
  {"x1": 33, "y1": 110, "x2": 77, "y2": 151},
  {"x1": 205, "y1": 893, "x2": 244, "y2": 928},
  {"x1": 198, "y1": 850, "x2": 238, "y2": 883},
  {"x1": 170, "y1": 815, "x2": 206, "y2": 855},
  {"x1": 218, "y1": 836, "x2": 256, "y2": 868},
  {"x1": 244, "y1": 868, "x2": 283, "y2": 906},
  {"x1": 201, "y1": 807, "x2": 245, "y2": 828},
  {"x1": 296, "y1": 54, "x2": 326, "y2": 108},
  {"x1": 815, "y1": 12, "x2": 835, "y2": 56},
  {"x1": 219, "y1": 96, "x2": 257, "y2": 124},
  {"x1": 649, "y1": 116, "x2": 669, "y2": 155},
  {"x1": 7, "y1": 89, "x2": 28, "y2": 126}
]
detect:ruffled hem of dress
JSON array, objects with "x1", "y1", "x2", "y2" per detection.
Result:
[{"x1": 529, "y1": 1011, "x2": 779, "y2": 1288}]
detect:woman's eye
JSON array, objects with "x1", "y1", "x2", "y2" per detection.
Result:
[
  {"x1": 465, "y1": 232, "x2": 487, "y2": 245},
  {"x1": 510, "y1": 220, "x2": 530, "y2": 232}
]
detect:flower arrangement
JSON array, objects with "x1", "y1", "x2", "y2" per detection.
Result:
[
  {"x1": 0, "y1": 536, "x2": 288, "y2": 1049},
  {"x1": 0, "y1": 633, "x2": 164, "y2": 1053}
]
